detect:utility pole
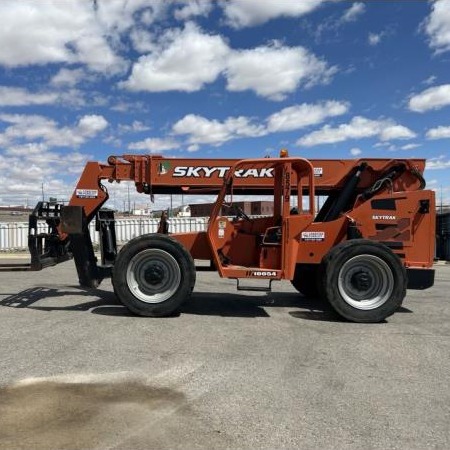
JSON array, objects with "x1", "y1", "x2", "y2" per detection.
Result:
[
  {"x1": 127, "y1": 184, "x2": 131, "y2": 214},
  {"x1": 41, "y1": 182, "x2": 45, "y2": 202}
]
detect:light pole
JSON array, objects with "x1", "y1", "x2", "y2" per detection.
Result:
[{"x1": 127, "y1": 184, "x2": 131, "y2": 214}]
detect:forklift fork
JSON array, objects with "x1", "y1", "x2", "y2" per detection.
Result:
[
  {"x1": 0, "y1": 203, "x2": 117, "y2": 290},
  {"x1": 0, "y1": 202, "x2": 71, "y2": 272}
]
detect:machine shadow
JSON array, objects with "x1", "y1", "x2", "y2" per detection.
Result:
[
  {"x1": 0, "y1": 286, "x2": 413, "y2": 321},
  {"x1": 0, "y1": 286, "x2": 121, "y2": 313},
  {"x1": 0, "y1": 286, "x2": 335, "y2": 321},
  {"x1": 181, "y1": 292, "x2": 338, "y2": 320}
]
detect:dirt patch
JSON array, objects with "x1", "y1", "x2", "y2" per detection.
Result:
[{"x1": 0, "y1": 375, "x2": 186, "y2": 450}]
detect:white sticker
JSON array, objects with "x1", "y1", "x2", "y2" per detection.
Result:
[
  {"x1": 301, "y1": 231, "x2": 325, "y2": 241},
  {"x1": 218, "y1": 229, "x2": 225, "y2": 238},
  {"x1": 76, "y1": 189, "x2": 98, "y2": 199},
  {"x1": 249, "y1": 271, "x2": 277, "y2": 277},
  {"x1": 314, "y1": 167, "x2": 323, "y2": 177}
]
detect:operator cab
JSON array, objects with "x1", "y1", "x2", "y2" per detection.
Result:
[{"x1": 206, "y1": 155, "x2": 315, "y2": 283}]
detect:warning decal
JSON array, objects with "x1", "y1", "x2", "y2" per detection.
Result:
[
  {"x1": 76, "y1": 189, "x2": 98, "y2": 199},
  {"x1": 301, "y1": 231, "x2": 325, "y2": 242},
  {"x1": 314, "y1": 167, "x2": 323, "y2": 177}
]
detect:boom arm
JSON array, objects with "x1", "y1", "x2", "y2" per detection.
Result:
[{"x1": 67, "y1": 154, "x2": 427, "y2": 223}]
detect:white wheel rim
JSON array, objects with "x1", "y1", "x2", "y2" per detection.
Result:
[
  {"x1": 337, "y1": 254, "x2": 394, "y2": 310},
  {"x1": 126, "y1": 249, "x2": 181, "y2": 304}
]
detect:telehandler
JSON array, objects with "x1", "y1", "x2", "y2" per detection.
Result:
[{"x1": 0, "y1": 150, "x2": 435, "y2": 322}]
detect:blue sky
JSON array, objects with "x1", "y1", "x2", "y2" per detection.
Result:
[{"x1": 1, "y1": 0, "x2": 450, "y2": 210}]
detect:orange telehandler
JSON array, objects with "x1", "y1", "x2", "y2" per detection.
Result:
[{"x1": 0, "y1": 151, "x2": 435, "y2": 322}]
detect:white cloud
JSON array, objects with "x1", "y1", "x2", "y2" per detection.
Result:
[
  {"x1": 174, "y1": 0, "x2": 213, "y2": 20},
  {"x1": 0, "y1": 146, "x2": 94, "y2": 205},
  {"x1": 266, "y1": 100, "x2": 349, "y2": 132},
  {"x1": 373, "y1": 142, "x2": 391, "y2": 148},
  {"x1": 0, "y1": 85, "x2": 89, "y2": 108},
  {"x1": 350, "y1": 147, "x2": 362, "y2": 156},
  {"x1": 408, "y1": 84, "x2": 450, "y2": 112},
  {"x1": 110, "y1": 100, "x2": 148, "y2": 113},
  {"x1": 173, "y1": 114, "x2": 266, "y2": 146},
  {"x1": 95, "y1": 0, "x2": 165, "y2": 32},
  {"x1": 118, "y1": 121, "x2": 150, "y2": 133},
  {"x1": 128, "y1": 137, "x2": 180, "y2": 152},
  {"x1": 379, "y1": 124, "x2": 416, "y2": 141},
  {"x1": 121, "y1": 23, "x2": 229, "y2": 92},
  {"x1": 0, "y1": 113, "x2": 108, "y2": 148},
  {"x1": 130, "y1": 29, "x2": 157, "y2": 54},
  {"x1": 123, "y1": 24, "x2": 336, "y2": 100},
  {"x1": 77, "y1": 115, "x2": 109, "y2": 138},
  {"x1": 5, "y1": 142, "x2": 49, "y2": 157},
  {"x1": 401, "y1": 143, "x2": 421, "y2": 150},
  {"x1": 50, "y1": 68, "x2": 86, "y2": 87},
  {"x1": 171, "y1": 100, "x2": 349, "y2": 147},
  {"x1": 0, "y1": 122, "x2": 137, "y2": 203},
  {"x1": 187, "y1": 144, "x2": 200, "y2": 152},
  {"x1": 0, "y1": 86, "x2": 59, "y2": 106},
  {"x1": 426, "y1": 155, "x2": 450, "y2": 170},
  {"x1": 297, "y1": 116, "x2": 416, "y2": 147},
  {"x1": 342, "y1": 3, "x2": 365, "y2": 22},
  {"x1": 220, "y1": 0, "x2": 329, "y2": 29},
  {"x1": 423, "y1": 0, "x2": 450, "y2": 54},
  {"x1": 423, "y1": 75, "x2": 437, "y2": 86},
  {"x1": 0, "y1": 0, "x2": 129, "y2": 73},
  {"x1": 368, "y1": 33, "x2": 382, "y2": 46},
  {"x1": 225, "y1": 44, "x2": 337, "y2": 100},
  {"x1": 426, "y1": 125, "x2": 450, "y2": 140}
]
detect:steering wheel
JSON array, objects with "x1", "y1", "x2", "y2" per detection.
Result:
[{"x1": 235, "y1": 206, "x2": 251, "y2": 221}]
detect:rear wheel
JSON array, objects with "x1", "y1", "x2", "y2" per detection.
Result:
[
  {"x1": 291, "y1": 264, "x2": 319, "y2": 298},
  {"x1": 112, "y1": 234, "x2": 196, "y2": 317},
  {"x1": 320, "y1": 240, "x2": 407, "y2": 323}
]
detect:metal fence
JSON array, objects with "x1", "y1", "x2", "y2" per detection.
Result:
[{"x1": 0, "y1": 217, "x2": 209, "y2": 251}]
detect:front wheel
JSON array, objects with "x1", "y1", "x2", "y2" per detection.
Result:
[
  {"x1": 320, "y1": 240, "x2": 407, "y2": 323},
  {"x1": 112, "y1": 234, "x2": 196, "y2": 317}
]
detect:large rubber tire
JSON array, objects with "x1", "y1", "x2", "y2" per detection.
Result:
[
  {"x1": 291, "y1": 264, "x2": 320, "y2": 298},
  {"x1": 319, "y1": 240, "x2": 407, "y2": 323},
  {"x1": 112, "y1": 234, "x2": 196, "y2": 317}
]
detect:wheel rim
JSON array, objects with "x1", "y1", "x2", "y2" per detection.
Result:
[
  {"x1": 337, "y1": 254, "x2": 394, "y2": 310},
  {"x1": 126, "y1": 249, "x2": 181, "y2": 304}
]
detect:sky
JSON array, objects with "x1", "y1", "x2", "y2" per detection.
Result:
[{"x1": 1, "y1": 0, "x2": 450, "y2": 211}]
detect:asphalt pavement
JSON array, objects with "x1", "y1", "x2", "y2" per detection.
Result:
[{"x1": 0, "y1": 258, "x2": 449, "y2": 449}]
